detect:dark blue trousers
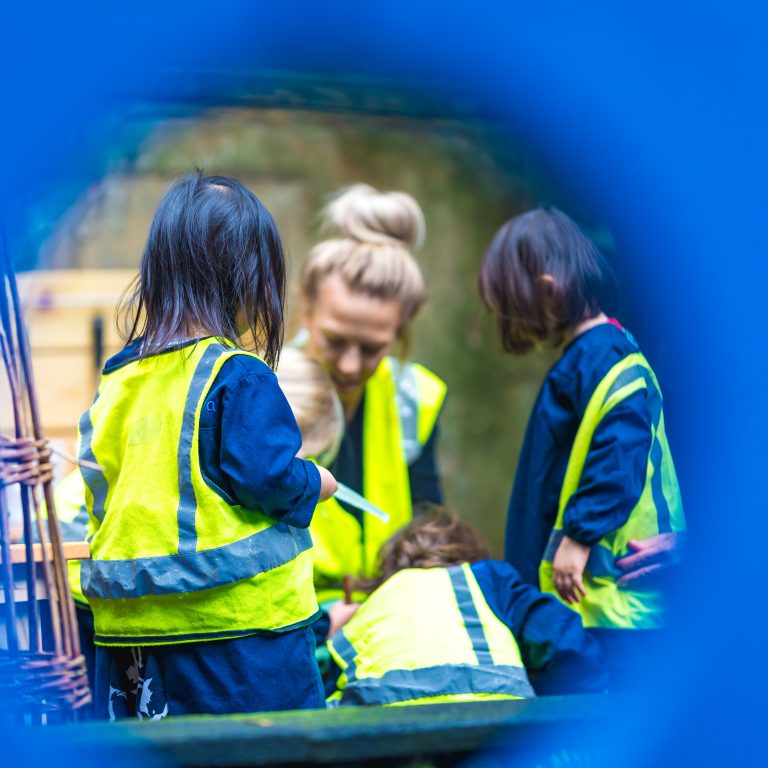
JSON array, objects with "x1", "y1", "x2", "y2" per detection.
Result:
[{"x1": 94, "y1": 626, "x2": 324, "y2": 719}]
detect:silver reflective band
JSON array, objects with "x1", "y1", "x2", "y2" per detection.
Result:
[
  {"x1": 390, "y1": 358, "x2": 422, "y2": 464},
  {"x1": 176, "y1": 344, "x2": 230, "y2": 554},
  {"x1": 82, "y1": 524, "x2": 312, "y2": 599},
  {"x1": 332, "y1": 630, "x2": 358, "y2": 680},
  {"x1": 339, "y1": 663, "x2": 535, "y2": 706},
  {"x1": 448, "y1": 566, "x2": 494, "y2": 666},
  {"x1": 78, "y1": 396, "x2": 108, "y2": 525}
]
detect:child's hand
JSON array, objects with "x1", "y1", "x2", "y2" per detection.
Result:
[
  {"x1": 327, "y1": 600, "x2": 360, "y2": 638},
  {"x1": 316, "y1": 465, "x2": 338, "y2": 501},
  {"x1": 552, "y1": 535, "x2": 590, "y2": 604}
]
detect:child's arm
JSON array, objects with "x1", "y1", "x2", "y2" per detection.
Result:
[
  {"x1": 471, "y1": 560, "x2": 608, "y2": 694},
  {"x1": 552, "y1": 535, "x2": 590, "y2": 604},
  {"x1": 553, "y1": 391, "x2": 653, "y2": 601},
  {"x1": 203, "y1": 358, "x2": 326, "y2": 527}
]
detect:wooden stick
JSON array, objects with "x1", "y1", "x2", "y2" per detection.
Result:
[
  {"x1": 4, "y1": 242, "x2": 78, "y2": 658},
  {"x1": 342, "y1": 575, "x2": 353, "y2": 604},
  {"x1": 0, "y1": 297, "x2": 39, "y2": 651}
]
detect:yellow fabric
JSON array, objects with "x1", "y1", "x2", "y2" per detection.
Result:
[
  {"x1": 539, "y1": 352, "x2": 686, "y2": 629},
  {"x1": 327, "y1": 564, "x2": 532, "y2": 706},
  {"x1": 81, "y1": 338, "x2": 318, "y2": 645},
  {"x1": 53, "y1": 470, "x2": 91, "y2": 606},
  {"x1": 310, "y1": 357, "x2": 446, "y2": 603}
]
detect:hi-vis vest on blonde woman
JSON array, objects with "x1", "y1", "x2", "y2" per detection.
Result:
[
  {"x1": 78, "y1": 338, "x2": 318, "y2": 646},
  {"x1": 310, "y1": 357, "x2": 446, "y2": 603},
  {"x1": 539, "y1": 352, "x2": 685, "y2": 629},
  {"x1": 327, "y1": 564, "x2": 535, "y2": 706}
]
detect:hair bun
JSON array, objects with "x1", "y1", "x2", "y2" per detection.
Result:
[{"x1": 322, "y1": 183, "x2": 425, "y2": 249}]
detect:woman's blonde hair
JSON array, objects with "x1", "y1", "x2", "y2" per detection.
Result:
[
  {"x1": 275, "y1": 347, "x2": 344, "y2": 465},
  {"x1": 300, "y1": 184, "x2": 427, "y2": 331}
]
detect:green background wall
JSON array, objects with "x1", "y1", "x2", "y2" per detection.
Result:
[{"x1": 36, "y1": 107, "x2": 564, "y2": 555}]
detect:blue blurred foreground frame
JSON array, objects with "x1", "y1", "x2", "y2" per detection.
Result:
[{"x1": 1, "y1": 1, "x2": 766, "y2": 766}]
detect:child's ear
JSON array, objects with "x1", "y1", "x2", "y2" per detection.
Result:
[
  {"x1": 535, "y1": 273, "x2": 565, "y2": 332},
  {"x1": 537, "y1": 273, "x2": 558, "y2": 289},
  {"x1": 535, "y1": 273, "x2": 561, "y2": 305}
]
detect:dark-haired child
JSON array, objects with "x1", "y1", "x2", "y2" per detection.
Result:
[
  {"x1": 478, "y1": 207, "x2": 685, "y2": 682},
  {"x1": 79, "y1": 173, "x2": 337, "y2": 718},
  {"x1": 325, "y1": 505, "x2": 608, "y2": 706}
]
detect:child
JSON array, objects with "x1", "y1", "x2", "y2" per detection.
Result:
[
  {"x1": 478, "y1": 207, "x2": 685, "y2": 675},
  {"x1": 78, "y1": 173, "x2": 337, "y2": 718},
  {"x1": 325, "y1": 505, "x2": 608, "y2": 706},
  {"x1": 275, "y1": 346, "x2": 345, "y2": 469}
]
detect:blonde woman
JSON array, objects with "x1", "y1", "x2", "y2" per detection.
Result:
[{"x1": 298, "y1": 184, "x2": 447, "y2": 603}]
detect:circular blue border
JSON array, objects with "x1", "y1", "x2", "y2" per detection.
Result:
[{"x1": 1, "y1": 2, "x2": 765, "y2": 764}]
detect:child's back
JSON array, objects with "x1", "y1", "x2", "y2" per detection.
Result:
[
  {"x1": 326, "y1": 507, "x2": 608, "y2": 706},
  {"x1": 80, "y1": 173, "x2": 336, "y2": 718}
]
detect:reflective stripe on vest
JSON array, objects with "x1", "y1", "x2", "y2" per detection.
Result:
[
  {"x1": 310, "y1": 357, "x2": 446, "y2": 603},
  {"x1": 79, "y1": 338, "x2": 318, "y2": 644},
  {"x1": 328, "y1": 564, "x2": 534, "y2": 706},
  {"x1": 539, "y1": 352, "x2": 685, "y2": 629}
]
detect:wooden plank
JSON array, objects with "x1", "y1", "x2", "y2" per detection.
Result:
[
  {"x1": 0, "y1": 541, "x2": 90, "y2": 565},
  {"x1": 16, "y1": 268, "x2": 136, "y2": 351},
  {"x1": 32, "y1": 351, "x2": 102, "y2": 429}
]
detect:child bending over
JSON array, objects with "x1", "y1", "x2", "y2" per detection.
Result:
[{"x1": 325, "y1": 505, "x2": 608, "y2": 706}]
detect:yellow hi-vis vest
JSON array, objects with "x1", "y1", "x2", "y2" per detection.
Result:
[
  {"x1": 54, "y1": 470, "x2": 91, "y2": 607},
  {"x1": 310, "y1": 357, "x2": 446, "y2": 603},
  {"x1": 539, "y1": 352, "x2": 686, "y2": 629},
  {"x1": 78, "y1": 338, "x2": 319, "y2": 646},
  {"x1": 327, "y1": 564, "x2": 535, "y2": 706}
]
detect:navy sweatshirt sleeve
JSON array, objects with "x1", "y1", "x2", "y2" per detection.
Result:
[
  {"x1": 471, "y1": 560, "x2": 608, "y2": 695},
  {"x1": 562, "y1": 389, "x2": 653, "y2": 545},
  {"x1": 198, "y1": 355, "x2": 321, "y2": 528}
]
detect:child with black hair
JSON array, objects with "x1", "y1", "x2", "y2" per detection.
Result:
[
  {"x1": 478, "y1": 207, "x2": 685, "y2": 681},
  {"x1": 79, "y1": 173, "x2": 337, "y2": 718},
  {"x1": 325, "y1": 505, "x2": 608, "y2": 706}
]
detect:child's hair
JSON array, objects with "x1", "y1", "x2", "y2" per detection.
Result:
[
  {"x1": 478, "y1": 206, "x2": 618, "y2": 354},
  {"x1": 275, "y1": 347, "x2": 344, "y2": 465},
  {"x1": 300, "y1": 184, "x2": 427, "y2": 335},
  {"x1": 120, "y1": 172, "x2": 286, "y2": 368},
  {"x1": 359, "y1": 504, "x2": 491, "y2": 593}
]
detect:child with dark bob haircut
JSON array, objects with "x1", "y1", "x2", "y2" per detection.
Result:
[
  {"x1": 479, "y1": 206, "x2": 685, "y2": 677},
  {"x1": 325, "y1": 504, "x2": 608, "y2": 706},
  {"x1": 80, "y1": 172, "x2": 336, "y2": 718}
]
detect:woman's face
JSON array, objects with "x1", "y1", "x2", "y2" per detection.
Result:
[{"x1": 303, "y1": 273, "x2": 402, "y2": 417}]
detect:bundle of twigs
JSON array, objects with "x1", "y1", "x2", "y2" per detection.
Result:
[{"x1": 0, "y1": 235, "x2": 90, "y2": 718}]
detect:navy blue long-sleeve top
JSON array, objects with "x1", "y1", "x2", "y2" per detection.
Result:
[
  {"x1": 104, "y1": 338, "x2": 321, "y2": 528},
  {"x1": 505, "y1": 323, "x2": 653, "y2": 586}
]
